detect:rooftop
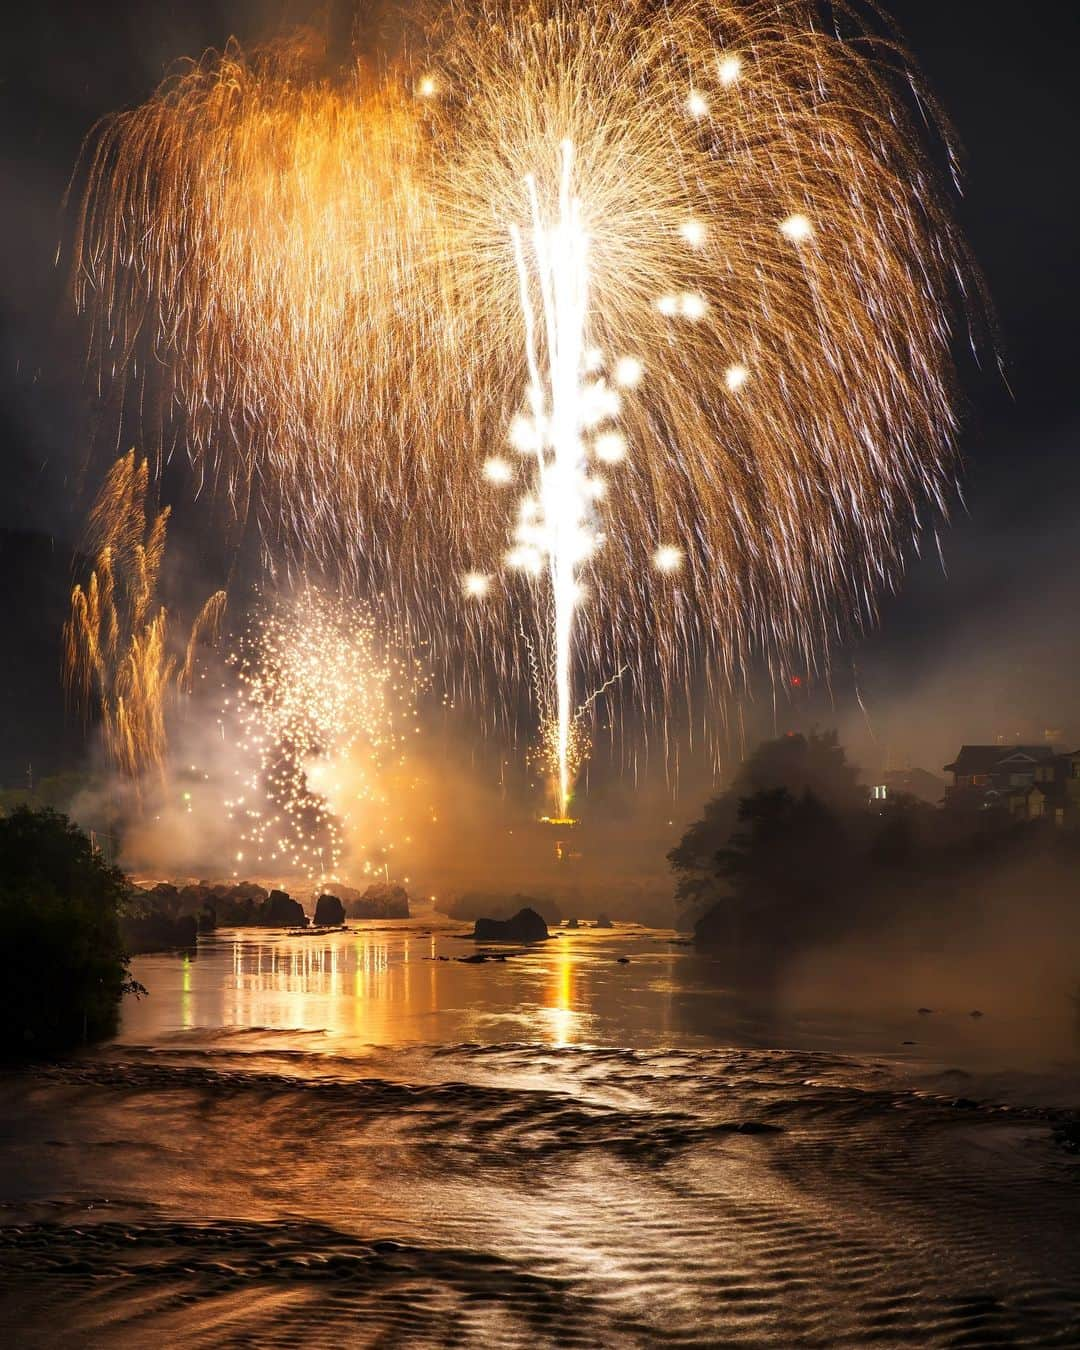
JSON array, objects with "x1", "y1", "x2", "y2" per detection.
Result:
[{"x1": 944, "y1": 745, "x2": 1056, "y2": 774}]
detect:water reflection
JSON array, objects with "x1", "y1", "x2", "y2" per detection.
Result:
[
  {"x1": 118, "y1": 921, "x2": 1080, "y2": 1075},
  {"x1": 181, "y1": 951, "x2": 193, "y2": 1031},
  {"x1": 224, "y1": 933, "x2": 409, "y2": 1041},
  {"x1": 544, "y1": 936, "x2": 579, "y2": 1045},
  {"x1": 122, "y1": 922, "x2": 649, "y2": 1049}
]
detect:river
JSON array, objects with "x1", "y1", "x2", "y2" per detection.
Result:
[{"x1": 1, "y1": 919, "x2": 1078, "y2": 1346}]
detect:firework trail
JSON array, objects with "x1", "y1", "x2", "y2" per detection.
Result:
[
  {"x1": 69, "y1": 1, "x2": 978, "y2": 810},
  {"x1": 222, "y1": 588, "x2": 423, "y2": 887},
  {"x1": 65, "y1": 452, "x2": 226, "y2": 786}
]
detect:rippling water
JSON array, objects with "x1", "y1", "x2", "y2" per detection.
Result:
[{"x1": 1, "y1": 920, "x2": 1078, "y2": 1346}]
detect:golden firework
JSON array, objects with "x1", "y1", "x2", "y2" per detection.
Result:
[
  {"x1": 223, "y1": 588, "x2": 424, "y2": 888},
  {"x1": 65, "y1": 452, "x2": 226, "y2": 785},
  {"x1": 69, "y1": 1, "x2": 977, "y2": 807}
]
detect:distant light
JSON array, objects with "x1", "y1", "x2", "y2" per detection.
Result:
[
  {"x1": 614, "y1": 356, "x2": 644, "y2": 388},
  {"x1": 680, "y1": 219, "x2": 706, "y2": 248},
  {"x1": 595, "y1": 430, "x2": 627, "y2": 463},
  {"x1": 680, "y1": 292, "x2": 708, "y2": 321},
  {"x1": 718, "y1": 55, "x2": 742, "y2": 86},
  {"x1": 780, "y1": 213, "x2": 814, "y2": 242},
  {"x1": 417, "y1": 75, "x2": 437, "y2": 98},
  {"x1": 653, "y1": 545, "x2": 684, "y2": 573},
  {"x1": 686, "y1": 89, "x2": 709, "y2": 118},
  {"x1": 483, "y1": 456, "x2": 513, "y2": 484},
  {"x1": 656, "y1": 293, "x2": 680, "y2": 317},
  {"x1": 790, "y1": 674, "x2": 802, "y2": 687},
  {"x1": 725, "y1": 363, "x2": 750, "y2": 392},
  {"x1": 462, "y1": 572, "x2": 491, "y2": 598}
]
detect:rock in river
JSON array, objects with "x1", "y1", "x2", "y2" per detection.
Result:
[
  {"x1": 471, "y1": 907, "x2": 549, "y2": 944},
  {"x1": 258, "y1": 890, "x2": 306, "y2": 927},
  {"x1": 314, "y1": 894, "x2": 346, "y2": 927},
  {"x1": 346, "y1": 882, "x2": 410, "y2": 920}
]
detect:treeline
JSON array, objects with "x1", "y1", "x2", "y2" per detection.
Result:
[
  {"x1": 670, "y1": 732, "x2": 1080, "y2": 974},
  {"x1": 0, "y1": 807, "x2": 140, "y2": 1057}
]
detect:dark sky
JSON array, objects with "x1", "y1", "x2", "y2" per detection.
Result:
[{"x1": 0, "y1": 0, "x2": 1077, "y2": 780}]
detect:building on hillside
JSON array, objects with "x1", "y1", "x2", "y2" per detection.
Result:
[
  {"x1": 1030, "y1": 749, "x2": 1080, "y2": 827},
  {"x1": 943, "y1": 744, "x2": 1080, "y2": 824}
]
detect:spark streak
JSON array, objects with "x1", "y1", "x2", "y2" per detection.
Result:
[{"x1": 501, "y1": 140, "x2": 624, "y2": 814}]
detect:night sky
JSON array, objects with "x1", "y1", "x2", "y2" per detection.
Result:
[{"x1": 1, "y1": 0, "x2": 1078, "y2": 781}]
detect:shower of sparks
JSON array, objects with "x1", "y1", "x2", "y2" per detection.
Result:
[
  {"x1": 222, "y1": 589, "x2": 423, "y2": 888},
  {"x1": 69, "y1": 0, "x2": 978, "y2": 808},
  {"x1": 65, "y1": 451, "x2": 226, "y2": 787},
  {"x1": 495, "y1": 139, "x2": 631, "y2": 815}
]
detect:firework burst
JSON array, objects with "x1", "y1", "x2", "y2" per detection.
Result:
[
  {"x1": 70, "y1": 0, "x2": 978, "y2": 809},
  {"x1": 65, "y1": 452, "x2": 226, "y2": 786},
  {"x1": 222, "y1": 589, "x2": 424, "y2": 888}
]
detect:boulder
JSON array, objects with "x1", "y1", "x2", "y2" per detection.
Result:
[
  {"x1": 441, "y1": 891, "x2": 562, "y2": 927},
  {"x1": 565, "y1": 917, "x2": 579, "y2": 929},
  {"x1": 346, "y1": 882, "x2": 410, "y2": 920},
  {"x1": 314, "y1": 893, "x2": 346, "y2": 927},
  {"x1": 594, "y1": 914, "x2": 614, "y2": 929},
  {"x1": 258, "y1": 889, "x2": 307, "y2": 927},
  {"x1": 472, "y1": 907, "x2": 549, "y2": 944},
  {"x1": 232, "y1": 881, "x2": 270, "y2": 901},
  {"x1": 200, "y1": 882, "x2": 267, "y2": 926},
  {"x1": 130, "y1": 882, "x2": 216, "y2": 936}
]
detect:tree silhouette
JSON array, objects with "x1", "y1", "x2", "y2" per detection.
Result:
[
  {"x1": 669, "y1": 732, "x2": 864, "y2": 919},
  {"x1": 0, "y1": 807, "x2": 138, "y2": 1056}
]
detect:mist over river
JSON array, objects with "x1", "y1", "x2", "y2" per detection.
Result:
[{"x1": 1, "y1": 919, "x2": 1078, "y2": 1346}]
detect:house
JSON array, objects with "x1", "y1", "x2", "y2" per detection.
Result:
[
  {"x1": 944, "y1": 744, "x2": 1080, "y2": 825},
  {"x1": 944, "y1": 745, "x2": 1054, "y2": 792},
  {"x1": 1031, "y1": 749, "x2": 1080, "y2": 827}
]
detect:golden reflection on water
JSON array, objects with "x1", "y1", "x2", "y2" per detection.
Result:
[
  {"x1": 122, "y1": 926, "x2": 1080, "y2": 1069},
  {"x1": 544, "y1": 936, "x2": 579, "y2": 1046},
  {"x1": 125, "y1": 925, "x2": 626, "y2": 1046},
  {"x1": 181, "y1": 952, "x2": 193, "y2": 1031},
  {"x1": 224, "y1": 929, "x2": 592, "y2": 1045},
  {"x1": 217, "y1": 928, "x2": 596, "y2": 1044},
  {"x1": 230, "y1": 936, "x2": 389, "y2": 1039}
]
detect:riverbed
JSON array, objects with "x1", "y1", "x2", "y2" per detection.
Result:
[{"x1": 1, "y1": 920, "x2": 1077, "y2": 1346}]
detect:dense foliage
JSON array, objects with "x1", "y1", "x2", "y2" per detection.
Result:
[
  {"x1": 670, "y1": 733, "x2": 1080, "y2": 976},
  {"x1": 668, "y1": 732, "x2": 863, "y2": 920},
  {"x1": 0, "y1": 807, "x2": 137, "y2": 1056}
]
